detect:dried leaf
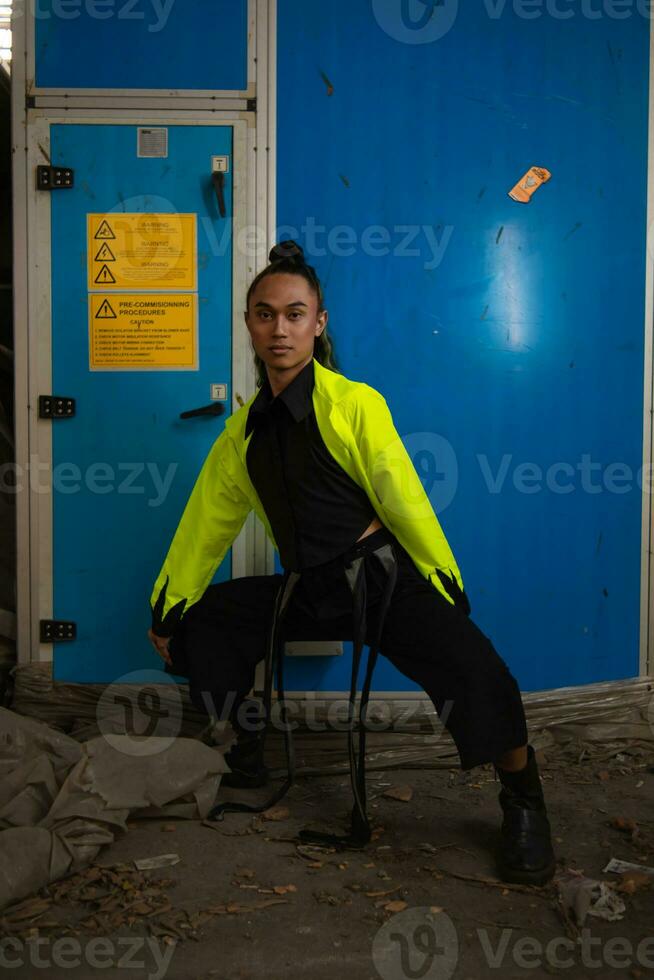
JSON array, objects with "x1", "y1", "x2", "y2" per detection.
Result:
[
  {"x1": 273, "y1": 884, "x2": 297, "y2": 895},
  {"x1": 263, "y1": 806, "x2": 290, "y2": 822},
  {"x1": 617, "y1": 872, "x2": 652, "y2": 894},
  {"x1": 384, "y1": 901, "x2": 408, "y2": 913},
  {"x1": 612, "y1": 817, "x2": 639, "y2": 835},
  {"x1": 383, "y1": 786, "x2": 413, "y2": 803}
]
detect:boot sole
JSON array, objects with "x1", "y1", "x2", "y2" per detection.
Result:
[{"x1": 497, "y1": 856, "x2": 556, "y2": 887}]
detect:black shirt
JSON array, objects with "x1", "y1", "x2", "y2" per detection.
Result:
[{"x1": 245, "y1": 359, "x2": 378, "y2": 571}]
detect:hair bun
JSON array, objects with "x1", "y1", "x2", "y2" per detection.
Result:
[{"x1": 269, "y1": 240, "x2": 305, "y2": 263}]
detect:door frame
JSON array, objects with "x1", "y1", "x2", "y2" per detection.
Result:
[
  {"x1": 25, "y1": 0, "x2": 258, "y2": 103},
  {"x1": 640, "y1": 20, "x2": 654, "y2": 678},
  {"x1": 15, "y1": 107, "x2": 274, "y2": 665},
  {"x1": 24, "y1": 112, "x2": 256, "y2": 667}
]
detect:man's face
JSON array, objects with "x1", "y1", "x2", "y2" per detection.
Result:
[{"x1": 244, "y1": 273, "x2": 327, "y2": 376}]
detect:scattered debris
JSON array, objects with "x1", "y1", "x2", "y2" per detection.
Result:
[
  {"x1": 508, "y1": 166, "x2": 551, "y2": 203},
  {"x1": 604, "y1": 858, "x2": 654, "y2": 878},
  {"x1": 296, "y1": 844, "x2": 336, "y2": 862},
  {"x1": 611, "y1": 817, "x2": 639, "y2": 838},
  {"x1": 206, "y1": 898, "x2": 289, "y2": 915},
  {"x1": 557, "y1": 874, "x2": 626, "y2": 926},
  {"x1": 0, "y1": 863, "x2": 182, "y2": 942},
  {"x1": 365, "y1": 886, "x2": 405, "y2": 899},
  {"x1": 424, "y1": 866, "x2": 551, "y2": 896},
  {"x1": 134, "y1": 854, "x2": 180, "y2": 871}
]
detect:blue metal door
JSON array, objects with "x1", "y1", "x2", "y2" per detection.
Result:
[{"x1": 49, "y1": 123, "x2": 234, "y2": 682}]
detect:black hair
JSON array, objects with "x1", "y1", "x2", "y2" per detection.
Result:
[{"x1": 245, "y1": 240, "x2": 339, "y2": 386}]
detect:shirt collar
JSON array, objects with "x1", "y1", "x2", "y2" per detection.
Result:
[{"x1": 245, "y1": 358, "x2": 315, "y2": 436}]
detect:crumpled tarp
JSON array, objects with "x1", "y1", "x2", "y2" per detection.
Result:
[{"x1": 0, "y1": 707, "x2": 227, "y2": 911}]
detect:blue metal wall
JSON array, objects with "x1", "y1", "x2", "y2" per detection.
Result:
[
  {"x1": 35, "y1": 0, "x2": 248, "y2": 90},
  {"x1": 33, "y1": 1, "x2": 651, "y2": 692},
  {"x1": 276, "y1": 1, "x2": 650, "y2": 692}
]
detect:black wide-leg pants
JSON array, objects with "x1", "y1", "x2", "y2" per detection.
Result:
[{"x1": 167, "y1": 527, "x2": 528, "y2": 770}]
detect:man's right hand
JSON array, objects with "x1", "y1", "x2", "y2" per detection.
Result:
[{"x1": 148, "y1": 628, "x2": 172, "y2": 666}]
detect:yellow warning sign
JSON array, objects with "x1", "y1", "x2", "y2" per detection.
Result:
[
  {"x1": 94, "y1": 219, "x2": 115, "y2": 240},
  {"x1": 89, "y1": 293, "x2": 198, "y2": 370},
  {"x1": 94, "y1": 242, "x2": 116, "y2": 262},
  {"x1": 87, "y1": 213, "x2": 196, "y2": 291},
  {"x1": 95, "y1": 264, "x2": 116, "y2": 285},
  {"x1": 95, "y1": 299, "x2": 117, "y2": 319}
]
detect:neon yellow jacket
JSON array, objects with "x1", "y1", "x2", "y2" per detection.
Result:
[{"x1": 151, "y1": 359, "x2": 466, "y2": 635}]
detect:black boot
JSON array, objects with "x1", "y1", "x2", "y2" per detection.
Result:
[
  {"x1": 221, "y1": 702, "x2": 270, "y2": 789},
  {"x1": 495, "y1": 745, "x2": 556, "y2": 886}
]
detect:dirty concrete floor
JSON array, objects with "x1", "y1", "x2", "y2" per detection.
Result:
[{"x1": 2, "y1": 744, "x2": 653, "y2": 980}]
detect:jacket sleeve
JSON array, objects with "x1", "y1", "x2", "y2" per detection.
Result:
[
  {"x1": 150, "y1": 427, "x2": 252, "y2": 636},
  {"x1": 342, "y1": 385, "x2": 469, "y2": 612}
]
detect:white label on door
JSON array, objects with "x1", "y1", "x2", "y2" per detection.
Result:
[{"x1": 210, "y1": 383, "x2": 228, "y2": 401}]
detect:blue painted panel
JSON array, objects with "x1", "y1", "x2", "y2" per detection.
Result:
[
  {"x1": 50, "y1": 123, "x2": 233, "y2": 682},
  {"x1": 36, "y1": 0, "x2": 247, "y2": 91},
  {"x1": 277, "y1": 2, "x2": 649, "y2": 692}
]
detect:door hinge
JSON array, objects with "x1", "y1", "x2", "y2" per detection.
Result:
[
  {"x1": 40, "y1": 620, "x2": 77, "y2": 643},
  {"x1": 39, "y1": 395, "x2": 76, "y2": 419},
  {"x1": 36, "y1": 165, "x2": 74, "y2": 190},
  {"x1": 247, "y1": 97, "x2": 257, "y2": 112}
]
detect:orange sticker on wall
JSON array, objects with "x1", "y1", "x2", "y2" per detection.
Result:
[{"x1": 508, "y1": 167, "x2": 552, "y2": 203}]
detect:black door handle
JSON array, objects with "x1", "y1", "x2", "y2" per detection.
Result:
[
  {"x1": 212, "y1": 171, "x2": 227, "y2": 218},
  {"x1": 179, "y1": 403, "x2": 225, "y2": 420}
]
